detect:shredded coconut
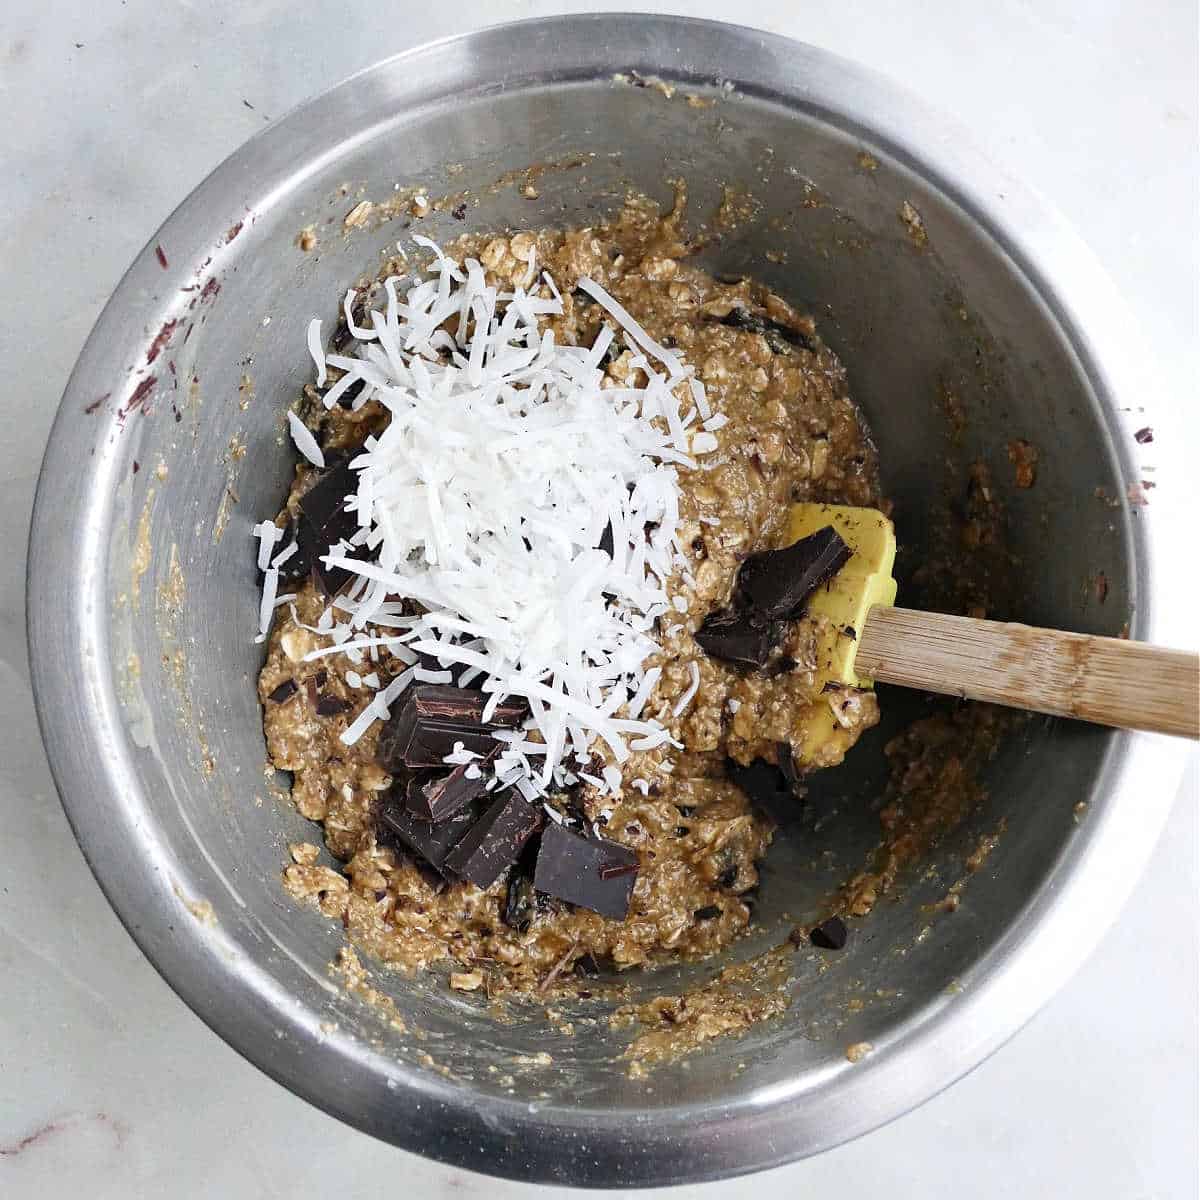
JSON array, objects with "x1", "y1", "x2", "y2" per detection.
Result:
[
  {"x1": 673, "y1": 661, "x2": 701, "y2": 717},
  {"x1": 261, "y1": 239, "x2": 722, "y2": 796},
  {"x1": 287, "y1": 410, "x2": 325, "y2": 468}
]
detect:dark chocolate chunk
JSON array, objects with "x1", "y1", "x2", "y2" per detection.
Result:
[
  {"x1": 762, "y1": 654, "x2": 798, "y2": 679},
  {"x1": 533, "y1": 825, "x2": 639, "y2": 920},
  {"x1": 718, "y1": 865, "x2": 739, "y2": 889},
  {"x1": 574, "y1": 952, "x2": 601, "y2": 978},
  {"x1": 843, "y1": 625, "x2": 857, "y2": 640},
  {"x1": 598, "y1": 521, "x2": 614, "y2": 558},
  {"x1": 315, "y1": 695, "x2": 349, "y2": 717},
  {"x1": 297, "y1": 458, "x2": 365, "y2": 595},
  {"x1": 273, "y1": 520, "x2": 313, "y2": 584},
  {"x1": 726, "y1": 755, "x2": 799, "y2": 816},
  {"x1": 377, "y1": 686, "x2": 527, "y2": 772},
  {"x1": 809, "y1": 915, "x2": 848, "y2": 950},
  {"x1": 336, "y1": 377, "x2": 370, "y2": 411},
  {"x1": 377, "y1": 793, "x2": 479, "y2": 876},
  {"x1": 694, "y1": 905, "x2": 722, "y2": 920},
  {"x1": 267, "y1": 679, "x2": 297, "y2": 704},
  {"x1": 1133, "y1": 426, "x2": 1154, "y2": 444},
  {"x1": 503, "y1": 870, "x2": 538, "y2": 932},
  {"x1": 444, "y1": 791, "x2": 543, "y2": 889},
  {"x1": 710, "y1": 306, "x2": 816, "y2": 353},
  {"x1": 736, "y1": 525, "x2": 852, "y2": 620},
  {"x1": 694, "y1": 608, "x2": 782, "y2": 670},
  {"x1": 407, "y1": 760, "x2": 491, "y2": 823}
]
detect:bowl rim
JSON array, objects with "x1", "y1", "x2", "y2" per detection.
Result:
[{"x1": 27, "y1": 13, "x2": 1191, "y2": 1187}]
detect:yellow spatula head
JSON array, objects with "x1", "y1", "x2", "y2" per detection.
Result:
[
  {"x1": 784, "y1": 503, "x2": 898, "y2": 768},
  {"x1": 786, "y1": 503, "x2": 898, "y2": 688}
]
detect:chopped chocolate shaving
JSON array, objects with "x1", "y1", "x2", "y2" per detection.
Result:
[
  {"x1": 1133, "y1": 426, "x2": 1154, "y2": 444},
  {"x1": 598, "y1": 521, "x2": 614, "y2": 557},
  {"x1": 267, "y1": 679, "x2": 297, "y2": 704},
  {"x1": 407, "y1": 760, "x2": 492, "y2": 823},
  {"x1": 533, "y1": 824, "x2": 639, "y2": 920},
  {"x1": 809, "y1": 916, "x2": 848, "y2": 950},
  {"x1": 451, "y1": 202, "x2": 467, "y2": 221},
  {"x1": 694, "y1": 904, "x2": 722, "y2": 920},
  {"x1": 843, "y1": 625, "x2": 857, "y2": 640},
  {"x1": 377, "y1": 686, "x2": 527, "y2": 771},
  {"x1": 444, "y1": 791, "x2": 543, "y2": 889},
  {"x1": 736, "y1": 525, "x2": 852, "y2": 620},
  {"x1": 573, "y1": 952, "x2": 601, "y2": 978},
  {"x1": 709, "y1": 306, "x2": 816, "y2": 353},
  {"x1": 718, "y1": 865, "x2": 739, "y2": 889},
  {"x1": 377, "y1": 793, "x2": 479, "y2": 877},
  {"x1": 694, "y1": 608, "x2": 782, "y2": 670},
  {"x1": 315, "y1": 695, "x2": 349, "y2": 717}
]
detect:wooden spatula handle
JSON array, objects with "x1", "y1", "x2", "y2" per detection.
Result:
[{"x1": 858, "y1": 606, "x2": 1199, "y2": 738}]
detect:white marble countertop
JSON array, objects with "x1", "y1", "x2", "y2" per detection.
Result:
[{"x1": 1, "y1": 1, "x2": 1195, "y2": 1195}]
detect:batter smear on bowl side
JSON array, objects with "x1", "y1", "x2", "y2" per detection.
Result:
[{"x1": 255, "y1": 192, "x2": 882, "y2": 998}]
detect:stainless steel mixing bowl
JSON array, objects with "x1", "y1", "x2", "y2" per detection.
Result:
[{"x1": 28, "y1": 15, "x2": 1189, "y2": 1186}]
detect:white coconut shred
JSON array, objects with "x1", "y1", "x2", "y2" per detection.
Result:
[{"x1": 255, "y1": 237, "x2": 718, "y2": 797}]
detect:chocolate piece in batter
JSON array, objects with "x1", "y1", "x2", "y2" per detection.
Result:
[
  {"x1": 726, "y1": 755, "x2": 797, "y2": 817},
  {"x1": 712, "y1": 305, "x2": 816, "y2": 354},
  {"x1": 378, "y1": 686, "x2": 525, "y2": 771},
  {"x1": 809, "y1": 915, "x2": 848, "y2": 950},
  {"x1": 736, "y1": 525, "x2": 851, "y2": 620},
  {"x1": 443, "y1": 791, "x2": 543, "y2": 888},
  {"x1": 378, "y1": 796, "x2": 479, "y2": 877},
  {"x1": 534, "y1": 824, "x2": 639, "y2": 919},
  {"x1": 266, "y1": 678, "x2": 298, "y2": 704},
  {"x1": 694, "y1": 609, "x2": 781, "y2": 669},
  {"x1": 407, "y1": 759, "x2": 494, "y2": 823},
  {"x1": 297, "y1": 458, "x2": 363, "y2": 594}
]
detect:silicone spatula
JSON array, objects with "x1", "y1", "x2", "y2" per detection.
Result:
[{"x1": 785, "y1": 503, "x2": 1199, "y2": 763}]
